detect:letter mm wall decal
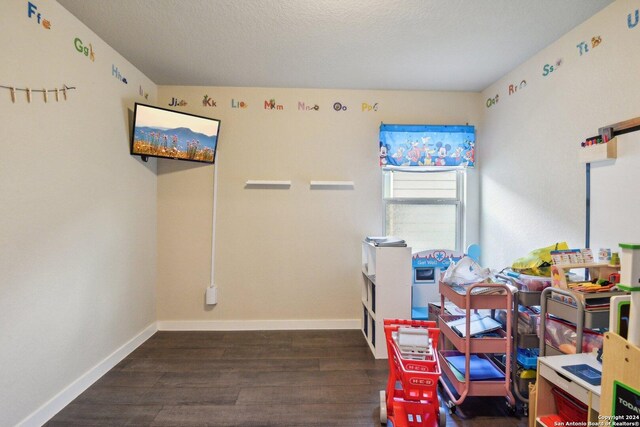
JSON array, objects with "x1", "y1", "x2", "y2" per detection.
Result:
[{"x1": 264, "y1": 99, "x2": 283, "y2": 110}]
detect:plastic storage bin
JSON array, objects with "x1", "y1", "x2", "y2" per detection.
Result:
[
  {"x1": 544, "y1": 317, "x2": 604, "y2": 354},
  {"x1": 504, "y1": 269, "x2": 552, "y2": 292},
  {"x1": 516, "y1": 368, "x2": 536, "y2": 398},
  {"x1": 516, "y1": 348, "x2": 539, "y2": 370},
  {"x1": 552, "y1": 387, "x2": 588, "y2": 423}
]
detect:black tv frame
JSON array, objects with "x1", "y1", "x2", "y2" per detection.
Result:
[{"x1": 130, "y1": 102, "x2": 221, "y2": 164}]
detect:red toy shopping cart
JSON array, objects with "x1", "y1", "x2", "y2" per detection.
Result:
[{"x1": 380, "y1": 319, "x2": 446, "y2": 427}]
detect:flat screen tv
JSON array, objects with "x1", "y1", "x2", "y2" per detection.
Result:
[{"x1": 130, "y1": 103, "x2": 220, "y2": 164}]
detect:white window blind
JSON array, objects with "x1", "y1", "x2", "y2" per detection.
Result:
[{"x1": 384, "y1": 170, "x2": 463, "y2": 252}]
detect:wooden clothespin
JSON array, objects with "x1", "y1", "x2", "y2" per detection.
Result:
[
  {"x1": 26, "y1": 88, "x2": 31, "y2": 103},
  {"x1": 55, "y1": 88, "x2": 59, "y2": 102},
  {"x1": 43, "y1": 88, "x2": 48, "y2": 103},
  {"x1": 62, "y1": 85, "x2": 67, "y2": 101},
  {"x1": 10, "y1": 87, "x2": 16, "y2": 103}
]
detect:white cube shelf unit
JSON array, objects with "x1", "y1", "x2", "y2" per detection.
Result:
[{"x1": 361, "y1": 241, "x2": 412, "y2": 358}]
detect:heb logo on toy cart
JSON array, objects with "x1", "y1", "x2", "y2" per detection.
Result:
[
  {"x1": 406, "y1": 364, "x2": 430, "y2": 372},
  {"x1": 409, "y1": 377, "x2": 434, "y2": 386}
]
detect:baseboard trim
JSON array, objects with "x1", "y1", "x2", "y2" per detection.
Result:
[
  {"x1": 17, "y1": 322, "x2": 157, "y2": 427},
  {"x1": 157, "y1": 319, "x2": 360, "y2": 331}
]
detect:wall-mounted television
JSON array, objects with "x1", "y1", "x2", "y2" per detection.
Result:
[{"x1": 130, "y1": 103, "x2": 221, "y2": 164}]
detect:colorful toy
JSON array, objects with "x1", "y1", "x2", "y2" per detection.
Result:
[
  {"x1": 411, "y1": 249, "x2": 464, "y2": 320},
  {"x1": 380, "y1": 319, "x2": 446, "y2": 427}
]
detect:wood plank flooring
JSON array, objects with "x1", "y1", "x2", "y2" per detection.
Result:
[{"x1": 46, "y1": 330, "x2": 527, "y2": 426}]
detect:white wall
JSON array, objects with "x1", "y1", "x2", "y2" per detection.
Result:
[
  {"x1": 0, "y1": 1, "x2": 157, "y2": 425},
  {"x1": 479, "y1": 0, "x2": 640, "y2": 267},
  {"x1": 156, "y1": 86, "x2": 482, "y2": 324}
]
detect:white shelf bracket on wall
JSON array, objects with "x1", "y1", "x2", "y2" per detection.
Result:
[
  {"x1": 245, "y1": 180, "x2": 292, "y2": 188},
  {"x1": 309, "y1": 180, "x2": 355, "y2": 189}
]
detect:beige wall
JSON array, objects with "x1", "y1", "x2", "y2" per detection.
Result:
[
  {"x1": 479, "y1": 0, "x2": 640, "y2": 267},
  {"x1": 157, "y1": 86, "x2": 482, "y2": 323},
  {"x1": 0, "y1": 1, "x2": 157, "y2": 424}
]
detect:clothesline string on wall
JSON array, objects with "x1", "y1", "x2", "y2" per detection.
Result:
[
  {"x1": 0, "y1": 85, "x2": 77, "y2": 92},
  {"x1": 1, "y1": 84, "x2": 77, "y2": 103}
]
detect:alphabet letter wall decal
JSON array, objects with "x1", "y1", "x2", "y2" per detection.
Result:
[{"x1": 628, "y1": 9, "x2": 639, "y2": 29}]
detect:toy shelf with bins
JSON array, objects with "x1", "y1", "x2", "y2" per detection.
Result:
[
  {"x1": 361, "y1": 241, "x2": 412, "y2": 359},
  {"x1": 514, "y1": 284, "x2": 544, "y2": 349}
]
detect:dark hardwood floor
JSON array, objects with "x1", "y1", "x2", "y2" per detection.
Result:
[{"x1": 46, "y1": 330, "x2": 527, "y2": 426}]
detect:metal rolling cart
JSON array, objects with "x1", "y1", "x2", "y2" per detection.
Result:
[
  {"x1": 539, "y1": 287, "x2": 624, "y2": 356},
  {"x1": 540, "y1": 287, "x2": 587, "y2": 356},
  {"x1": 437, "y1": 281, "x2": 515, "y2": 413},
  {"x1": 497, "y1": 274, "x2": 544, "y2": 416},
  {"x1": 539, "y1": 262, "x2": 625, "y2": 355}
]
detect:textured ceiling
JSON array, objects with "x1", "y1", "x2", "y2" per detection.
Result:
[{"x1": 58, "y1": 0, "x2": 612, "y2": 91}]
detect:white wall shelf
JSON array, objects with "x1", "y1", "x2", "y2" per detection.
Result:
[
  {"x1": 244, "y1": 180, "x2": 292, "y2": 188},
  {"x1": 578, "y1": 137, "x2": 617, "y2": 163},
  {"x1": 309, "y1": 181, "x2": 354, "y2": 189}
]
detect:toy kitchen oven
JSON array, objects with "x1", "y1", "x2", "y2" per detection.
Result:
[{"x1": 411, "y1": 249, "x2": 463, "y2": 320}]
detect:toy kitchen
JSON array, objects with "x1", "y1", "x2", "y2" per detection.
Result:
[{"x1": 411, "y1": 249, "x2": 464, "y2": 320}]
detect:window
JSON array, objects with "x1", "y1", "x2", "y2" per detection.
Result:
[{"x1": 383, "y1": 170, "x2": 463, "y2": 252}]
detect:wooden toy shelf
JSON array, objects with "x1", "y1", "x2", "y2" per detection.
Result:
[
  {"x1": 550, "y1": 262, "x2": 619, "y2": 290},
  {"x1": 600, "y1": 332, "x2": 640, "y2": 419},
  {"x1": 534, "y1": 353, "x2": 602, "y2": 427}
]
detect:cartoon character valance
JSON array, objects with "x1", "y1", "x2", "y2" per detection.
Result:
[{"x1": 379, "y1": 124, "x2": 475, "y2": 168}]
